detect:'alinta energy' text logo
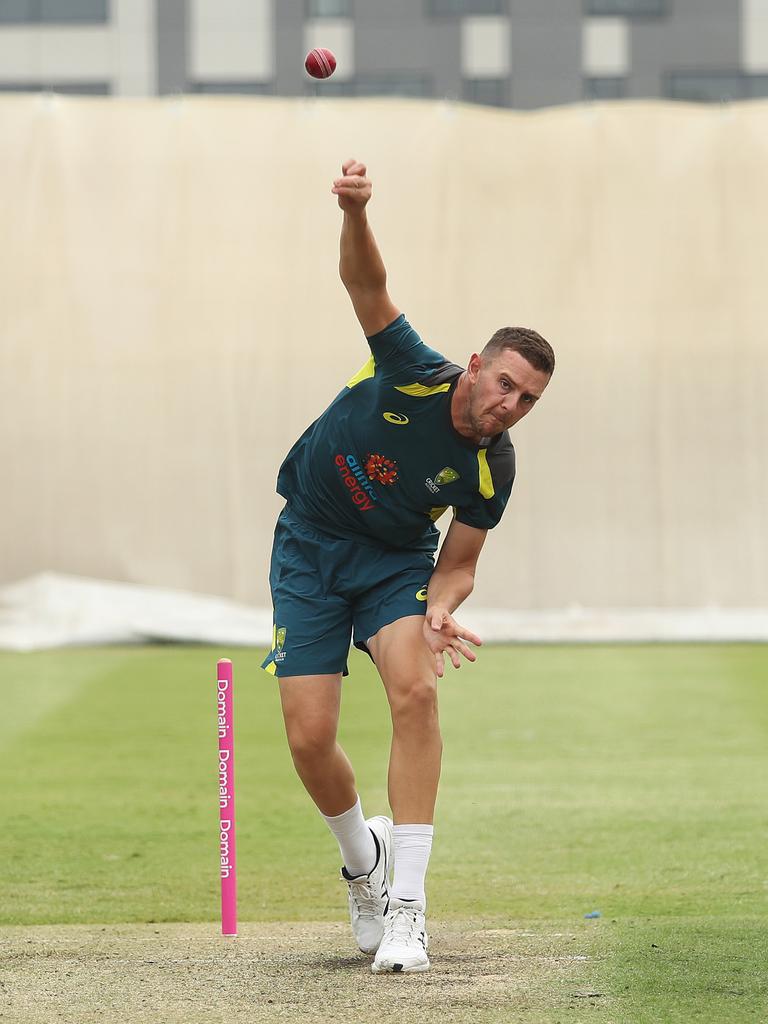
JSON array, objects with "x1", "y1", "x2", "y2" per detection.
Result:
[
  {"x1": 334, "y1": 451, "x2": 399, "y2": 512},
  {"x1": 335, "y1": 453, "x2": 379, "y2": 512},
  {"x1": 365, "y1": 453, "x2": 399, "y2": 486}
]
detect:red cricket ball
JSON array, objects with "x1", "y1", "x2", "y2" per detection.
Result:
[{"x1": 305, "y1": 47, "x2": 337, "y2": 80}]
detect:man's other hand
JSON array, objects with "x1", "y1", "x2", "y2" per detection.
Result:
[{"x1": 423, "y1": 606, "x2": 482, "y2": 679}]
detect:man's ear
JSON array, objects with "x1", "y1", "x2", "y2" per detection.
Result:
[{"x1": 467, "y1": 352, "x2": 482, "y2": 383}]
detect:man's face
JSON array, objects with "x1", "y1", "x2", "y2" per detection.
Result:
[{"x1": 466, "y1": 349, "x2": 550, "y2": 437}]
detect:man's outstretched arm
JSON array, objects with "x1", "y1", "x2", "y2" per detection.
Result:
[
  {"x1": 423, "y1": 519, "x2": 487, "y2": 678},
  {"x1": 332, "y1": 158, "x2": 401, "y2": 337}
]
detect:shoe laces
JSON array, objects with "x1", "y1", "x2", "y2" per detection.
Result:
[
  {"x1": 385, "y1": 904, "x2": 421, "y2": 942},
  {"x1": 345, "y1": 876, "x2": 380, "y2": 918}
]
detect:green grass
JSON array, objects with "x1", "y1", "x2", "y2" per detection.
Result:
[{"x1": 1, "y1": 643, "x2": 766, "y2": 1021}]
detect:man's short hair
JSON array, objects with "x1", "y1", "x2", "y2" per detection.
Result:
[{"x1": 481, "y1": 327, "x2": 555, "y2": 376}]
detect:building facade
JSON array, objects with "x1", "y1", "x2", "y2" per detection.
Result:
[{"x1": 0, "y1": 1, "x2": 767, "y2": 106}]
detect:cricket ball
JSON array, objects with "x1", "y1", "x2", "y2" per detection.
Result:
[{"x1": 305, "y1": 47, "x2": 337, "y2": 80}]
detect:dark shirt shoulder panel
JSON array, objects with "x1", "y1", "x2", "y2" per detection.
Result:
[{"x1": 455, "y1": 430, "x2": 515, "y2": 532}]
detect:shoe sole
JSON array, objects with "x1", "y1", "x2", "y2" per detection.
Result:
[{"x1": 371, "y1": 958, "x2": 430, "y2": 974}]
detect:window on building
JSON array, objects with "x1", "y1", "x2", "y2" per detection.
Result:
[
  {"x1": 584, "y1": 76, "x2": 627, "y2": 99},
  {"x1": 0, "y1": 0, "x2": 29, "y2": 19},
  {"x1": 585, "y1": 0, "x2": 665, "y2": 15},
  {"x1": 308, "y1": 75, "x2": 432, "y2": 98},
  {"x1": 463, "y1": 78, "x2": 508, "y2": 107},
  {"x1": 666, "y1": 72, "x2": 768, "y2": 103},
  {"x1": 355, "y1": 74, "x2": 432, "y2": 98},
  {"x1": 0, "y1": 81, "x2": 110, "y2": 93},
  {"x1": 428, "y1": 0, "x2": 505, "y2": 16},
  {"x1": 666, "y1": 72, "x2": 747, "y2": 103},
  {"x1": 0, "y1": 0, "x2": 108, "y2": 22},
  {"x1": 307, "y1": 0, "x2": 351, "y2": 16},
  {"x1": 189, "y1": 81, "x2": 274, "y2": 95},
  {"x1": 747, "y1": 75, "x2": 768, "y2": 98},
  {"x1": 306, "y1": 79, "x2": 355, "y2": 97}
]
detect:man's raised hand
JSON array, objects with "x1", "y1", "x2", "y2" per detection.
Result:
[{"x1": 332, "y1": 158, "x2": 372, "y2": 211}]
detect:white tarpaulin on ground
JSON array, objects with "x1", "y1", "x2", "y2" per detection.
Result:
[
  {"x1": 1, "y1": 575, "x2": 766, "y2": 652},
  {"x1": 0, "y1": 574, "x2": 272, "y2": 652}
]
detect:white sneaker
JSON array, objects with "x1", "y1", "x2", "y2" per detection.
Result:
[
  {"x1": 341, "y1": 815, "x2": 393, "y2": 955},
  {"x1": 371, "y1": 897, "x2": 430, "y2": 973}
]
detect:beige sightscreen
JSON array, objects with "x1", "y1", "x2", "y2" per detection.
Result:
[{"x1": 1, "y1": 96, "x2": 766, "y2": 610}]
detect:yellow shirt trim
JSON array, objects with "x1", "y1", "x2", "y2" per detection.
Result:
[
  {"x1": 477, "y1": 449, "x2": 495, "y2": 499},
  {"x1": 394, "y1": 382, "x2": 452, "y2": 397},
  {"x1": 347, "y1": 356, "x2": 376, "y2": 389}
]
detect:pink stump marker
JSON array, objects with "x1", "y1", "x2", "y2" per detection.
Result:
[{"x1": 216, "y1": 658, "x2": 237, "y2": 936}]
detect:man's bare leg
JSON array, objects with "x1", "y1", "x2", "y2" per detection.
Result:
[
  {"x1": 368, "y1": 614, "x2": 437, "y2": 972},
  {"x1": 278, "y1": 672, "x2": 392, "y2": 953},
  {"x1": 278, "y1": 672, "x2": 383, "y2": 877},
  {"x1": 367, "y1": 616, "x2": 442, "y2": 824},
  {"x1": 277, "y1": 673, "x2": 355, "y2": 816}
]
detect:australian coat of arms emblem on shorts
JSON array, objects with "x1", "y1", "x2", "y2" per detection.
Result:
[{"x1": 274, "y1": 626, "x2": 287, "y2": 663}]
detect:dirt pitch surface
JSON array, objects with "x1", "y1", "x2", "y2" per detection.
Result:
[{"x1": 0, "y1": 921, "x2": 607, "y2": 1024}]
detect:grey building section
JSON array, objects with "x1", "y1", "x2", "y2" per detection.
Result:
[
  {"x1": 355, "y1": 0, "x2": 462, "y2": 100},
  {"x1": 0, "y1": 1, "x2": 108, "y2": 23},
  {"x1": 274, "y1": 0, "x2": 306, "y2": 97},
  {"x1": 0, "y1": 81, "x2": 110, "y2": 93},
  {"x1": 510, "y1": 1, "x2": 582, "y2": 109},
  {"x1": 630, "y1": 0, "x2": 742, "y2": 100},
  {"x1": 0, "y1": 0, "x2": 760, "y2": 106},
  {"x1": 156, "y1": 0, "x2": 187, "y2": 96}
]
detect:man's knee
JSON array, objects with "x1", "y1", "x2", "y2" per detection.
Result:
[
  {"x1": 389, "y1": 675, "x2": 440, "y2": 725},
  {"x1": 279, "y1": 674, "x2": 342, "y2": 767},
  {"x1": 285, "y1": 717, "x2": 338, "y2": 765}
]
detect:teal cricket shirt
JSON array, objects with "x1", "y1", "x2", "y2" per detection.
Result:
[{"x1": 275, "y1": 314, "x2": 515, "y2": 553}]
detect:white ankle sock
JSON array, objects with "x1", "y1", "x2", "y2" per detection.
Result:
[
  {"x1": 391, "y1": 824, "x2": 433, "y2": 904},
  {"x1": 321, "y1": 796, "x2": 377, "y2": 878}
]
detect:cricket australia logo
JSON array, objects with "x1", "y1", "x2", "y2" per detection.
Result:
[
  {"x1": 365, "y1": 453, "x2": 399, "y2": 486},
  {"x1": 425, "y1": 466, "x2": 459, "y2": 494},
  {"x1": 274, "y1": 626, "x2": 287, "y2": 664}
]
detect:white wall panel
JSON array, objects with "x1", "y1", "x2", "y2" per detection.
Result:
[
  {"x1": 583, "y1": 18, "x2": 629, "y2": 76},
  {"x1": 113, "y1": 0, "x2": 155, "y2": 96},
  {"x1": 3, "y1": 100, "x2": 767, "y2": 609},
  {"x1": 0, "y1": 27, "x2": 111, "y2": 81},
  {"x1": 191, "y1": 0, "x2": 274, "y2": 80},
  {"x1": 461, "y1": 16, "x2": 511, "y2": 78},
  {"x1": 743, "y1": 0, "x2": 768, "y2": 71}
]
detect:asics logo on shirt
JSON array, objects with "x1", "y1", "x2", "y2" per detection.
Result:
[{"x1": 383, "y1": 412, "x2": 409, "y2": 425}]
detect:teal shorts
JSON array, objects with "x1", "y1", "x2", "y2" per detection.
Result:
[{"x1": 261, "y1": 507, "x2": 434, "y2": 678}]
